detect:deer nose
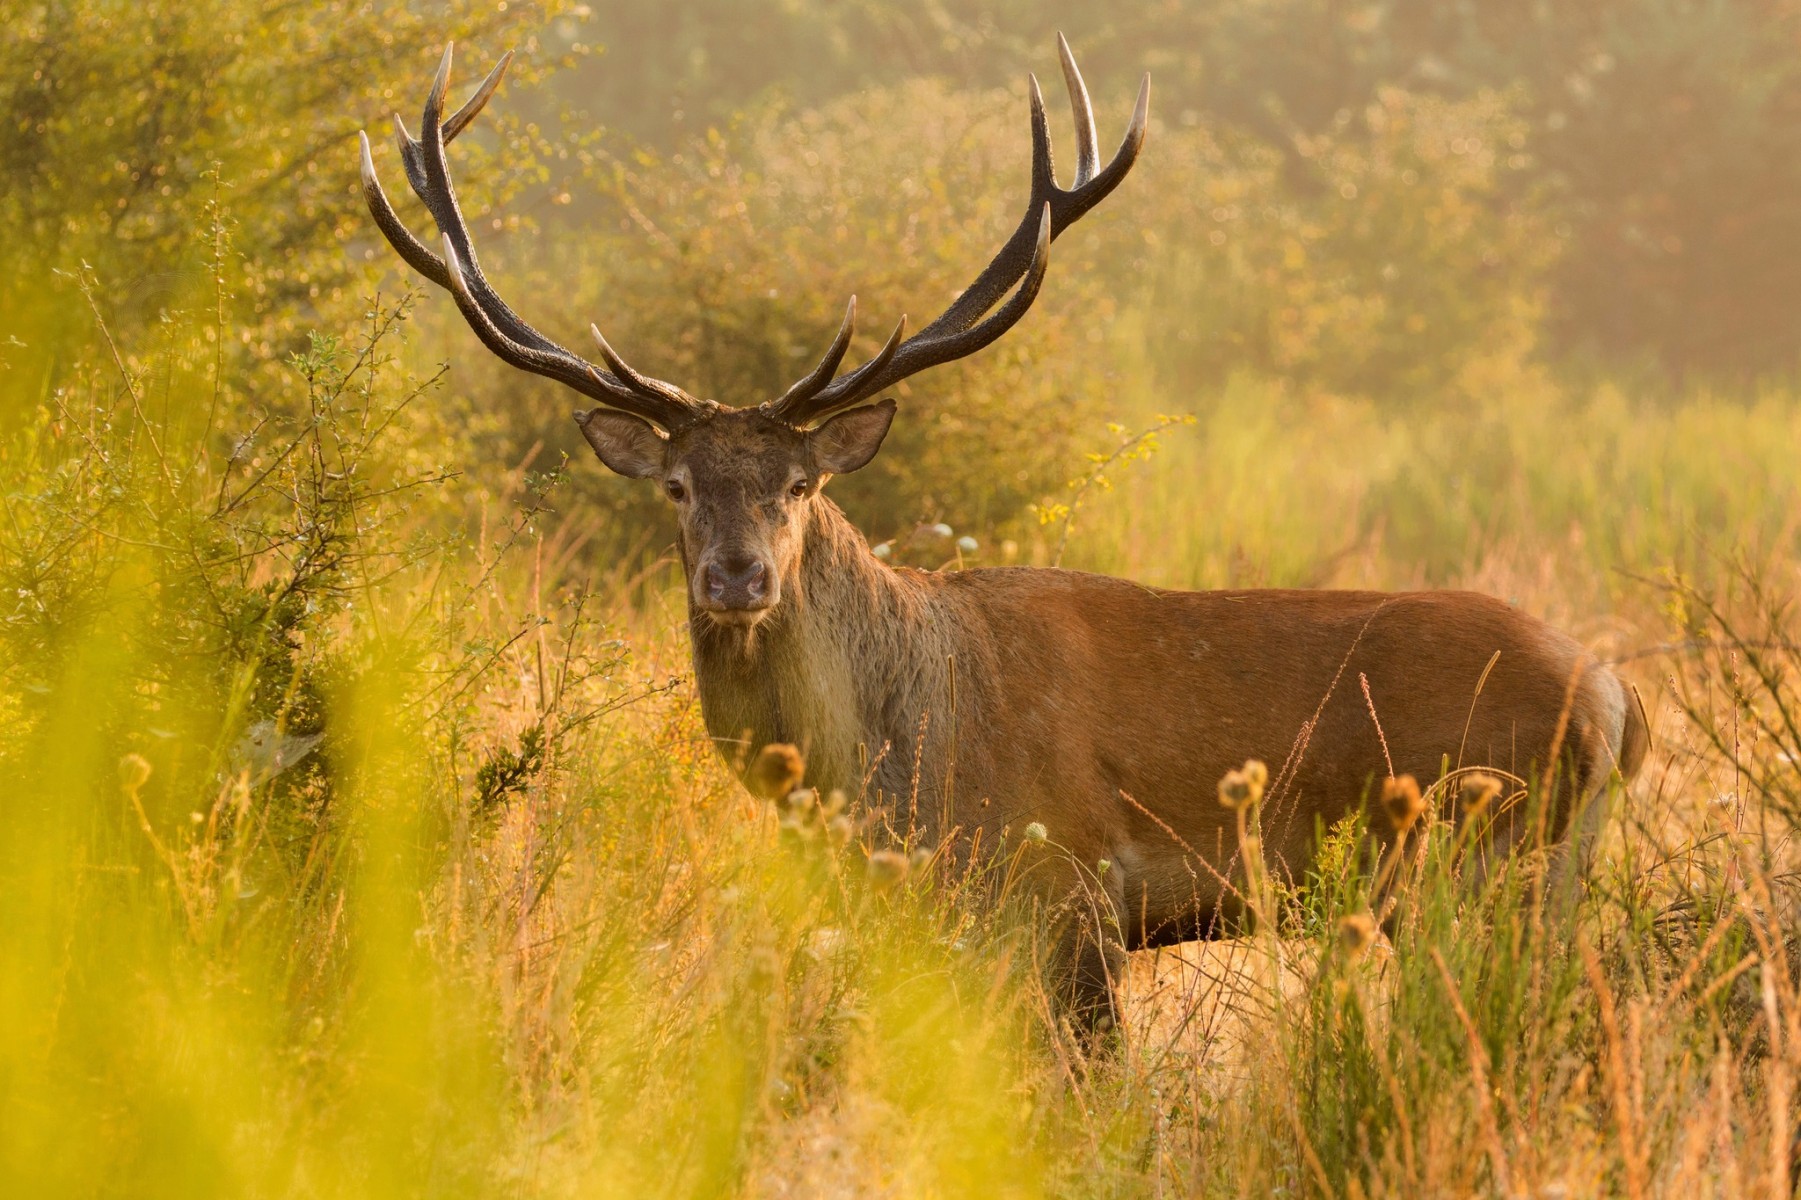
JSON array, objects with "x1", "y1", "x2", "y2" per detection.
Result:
[{"x1": 705, "y1": 555, "x2": 769, "y2": 609}]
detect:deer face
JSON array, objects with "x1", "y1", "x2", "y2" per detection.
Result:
[{"x1": 576, "y1": 401, "x2": 896, "y2": 626}]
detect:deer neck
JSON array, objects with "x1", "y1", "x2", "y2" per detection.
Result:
[{"x1": 687, "y1": 499, "x2": 955, "y2": 803}]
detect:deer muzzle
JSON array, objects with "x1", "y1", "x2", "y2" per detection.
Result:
[{"x1": 701, "y1": 553, "x2": 774, "y2": 620}]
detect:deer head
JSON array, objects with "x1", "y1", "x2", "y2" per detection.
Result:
[{"x1": 359, "y1": 39, "x2": 1148, "y2": 628}]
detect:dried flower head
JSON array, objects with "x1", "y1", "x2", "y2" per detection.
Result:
[
  {"x1": 1218, "y1": 766, "x2": 1262, "y2": 811},
  {"x1": 1023, "y1": 821, "x2": 1048, "y2": 844},
  {"x1": 748, "y1": 941, "x2": 782, "y2": 987},
  {"x1": 1457, "y1": 772, "x2": 1503, "y2": 814},
  {"x1": 1339, "y1": 912, "x2": 1377, "y2": 962},
  {"x1": 777, "y1": 806, "x2": 817, "y2": 838},
  {"x1": 866, "y1": 849, "x2": 910, "y2": 894},
  {"x1": 909, "y1": 846, "x2": 935, "y2": 875},
  {"x1": 1241, "y1": 758, "x2": 1269, "y2": 792},
  {"x1": 746, "y1": 743, "x2": 805, "y2": 802},
  {"x1": 780, "y1": 787, "x2": 818, "y2": 816},
  {"x1": 776, "y1": 788, "x2": 819, "y2": 838},
  {"x1": 119, "y1": 753, "x2": 152, "y2": 793},
  {"x1": 825, "y1": 814, "x2": 854, "y2": 850},
  {"x1": 1381, "y1": 774, "x2": 1426, "y2": 830}
]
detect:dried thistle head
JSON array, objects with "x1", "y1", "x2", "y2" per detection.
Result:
[
  {"x1": 1457, "y1": 772, "x2": 1503, "y2": 814},
  {"x1": 866, "y1": 849, "x2": 910, "y2": 894},
  {"x1": 779, "y1": 787, "x2": 818, "y2": 816},
  {"x1": 1218, "y1": 766, "x2": 1262, "y2": 811},
  {"x1": 825, "y1": 814, "x2": 854, "y2": 850},
  {"x1": 777, "y1": 808, "x2": 817, "y2": 839},
  {"x1": 776, "y1": 788, "x2": 819, "y2": 837},
  {"x1": 1381, "y1": 774, "x2": 1426, "y2": 831},
  {"x1": 1022, "y1": 821, "x2": 1048, "y2": 845},
  {"x1": 746, "y1": 743, "x2": 805, "y2": 802},
  {"x1": 119, "y1": 753, "x2": 152, "y2": 793},
  {"x1": 1338, "y1": 912, "x2": 1377, "y2": 962}
]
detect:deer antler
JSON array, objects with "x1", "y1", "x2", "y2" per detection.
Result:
[
  {"x1": 358, "y1": 44, "x2": 710, "y2": 431},
  {"x1": 766, "y1": 33, "x2": 1149, "y2": 427}
]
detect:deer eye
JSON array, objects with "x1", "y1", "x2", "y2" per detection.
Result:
[
  {"x1": 666, "y1": 479, "x2": 686, "y2": 502},
  {"x1": 789, "y1": 480, "x2": 809, "y2": 499}
]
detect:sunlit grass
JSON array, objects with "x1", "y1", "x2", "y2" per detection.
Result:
[
  {"x1": 5, "y1": 165, "x2": 1801, "y2": 1200},
  {"x1": 0, "y1": 264, "x2": 1793, "y2": 1196}
]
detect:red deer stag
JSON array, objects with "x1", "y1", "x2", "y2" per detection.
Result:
[{"x1": 360, "y1": 41, "x2": 1648, "y2": 1025}]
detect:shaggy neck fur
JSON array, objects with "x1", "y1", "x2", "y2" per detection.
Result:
[{"x1": 688, "y1": 499, "x2": 966, "y2": 820}]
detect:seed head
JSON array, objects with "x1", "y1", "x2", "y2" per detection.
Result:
[
  {"x1": 776, "y1": 787, "x2": 819, "y2": 837},
  {"x1": 866, "y1": 849, "x2": 910, "y2": 894},
  {"x1": 777, "y1": 807, "x2": 817, "y2": 838},
  {"x1": 1218, "y1": 767, "x2": 1261, "y2": 811},
  {"x1": 119, "y1": 753, "x2": 152, "y2": 793},
  {"x1": 909, "y1": 845, "x2": 935, "y2": 875},
  {"x1": 1457, "y1": 772, "x2": 1502, "y2": 814},
  {"x1": 1338, "y1": 912, "x2": 1377, "y2": 962},
  {"x1": 825, "y1": 814, "x2": 854, "y2": 850},
  {"x1": 746, "y1": 743, "x2": 805, "y2": 802},
  {"x1": 1241, "y1": 758, "x2": 1269, "y2": 792},
  {"x1": 1023, "y1": 821, "x2": 1048, "y2": 844},
  {"x1": 748, "y1": 942, "x2": 782, "y2": 987},
  {"x1": 1381, "y1": 774, "x2": 1426, "y2": 831}
]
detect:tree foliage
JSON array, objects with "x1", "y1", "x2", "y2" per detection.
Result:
[{"x1": 553, "y1": 0, "x2": 1801, "y2": 381}]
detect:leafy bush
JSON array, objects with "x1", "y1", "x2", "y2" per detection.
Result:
[
  {"x1": 0, "y1": 0, "x2": 568, "y2": 349},
  {"x1": 552, "y1": 0, "x2": 1801, "y2": 381},
  {"x1": 1137, "y1": 86, "x2": 1548, "y2": 403}
]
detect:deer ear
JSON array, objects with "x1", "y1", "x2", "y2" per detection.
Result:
[
  {"x1": 809, "y1": 399, "x2": 896, "y2": 475},
  {"x1": 574, "y1": 409, "x2": 667, "y2": 479}
]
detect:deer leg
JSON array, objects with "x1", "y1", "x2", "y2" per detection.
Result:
[
  {"x1": 1543, "y1": 770, "x2": 1615, "y2": 919},
  {"x1": 1044, "y1": 858, "x2": 1128, "y2": 1036},
  {"x1": 1066, "y1": 932, "x2": 1127, "y2": 1035}
]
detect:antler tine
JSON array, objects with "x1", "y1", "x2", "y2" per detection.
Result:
[
  {"x1": 1027, "y1": 74, "x2": 1058, "y2": 199},
  {"x1": 433, "y1": 237, "x2": 678, "y2": 425},
  {"x1": 815, "y1": 211, "x2": 1046, "y2": 410},
  {"x1": 360, "y1": 131, "x2": 445, "y2": 284},
  {"x1": 589, "y1": 324, "x2": 697, "y2": 408},
  {"x1": 444, "y1": 49, "x2": 512, "y2": 142},
  {"x1": 1056, "y1": 32, "x2": 1100, "y2": 187},
  {"x1": 769, "y1": 39, "x2": 1146, "y2": 426},
  {"x1": 769, "y1": 296, "x2": 859, "y2": 411},
  {"x1": 864, "y1": 315, "x2": 909, "y2": 379},
  {"x1": 359, "y1": 43, "x2": 707, "y2": 430}
]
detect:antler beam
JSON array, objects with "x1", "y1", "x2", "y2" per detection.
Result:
[
  {"x1": 765, "y1": 33, "x2": 1149, "y2": 427},
  {"x1": 358, "y1": 44, "x2": 709, "y2": 431}
]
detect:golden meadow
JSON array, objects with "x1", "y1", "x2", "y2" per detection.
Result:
[{"x1": 4, "y1": 2, "x2": 1801, "y2": 1195}]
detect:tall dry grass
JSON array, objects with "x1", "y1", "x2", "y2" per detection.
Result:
[
  {"x1": 3, "y1": 240, "x2": 1800, "y2": 1198},
  {"x1": 4, "y1": 13, "x2": 1801, "y2": 1191}
]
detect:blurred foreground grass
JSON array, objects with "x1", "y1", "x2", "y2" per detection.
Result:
[{"x1": 3, "y1": 260, "x2": 1800, "y2": 1197}]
